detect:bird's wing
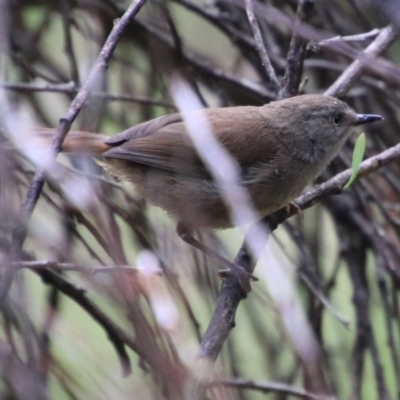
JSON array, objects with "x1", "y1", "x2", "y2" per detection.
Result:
[
  {"x1": 105, "y1": 113, "x2": 184, "y2": 144},
  {"x1": 103, "y1": 112, "x2": 207, "y2": 175},
  {"x1": 103, "y1": 107, "x2": 282, "y2": 177}
]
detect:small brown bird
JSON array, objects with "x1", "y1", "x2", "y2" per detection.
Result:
[{"x1": 29, "y1": 94, "x2": 382, "y2": 290}]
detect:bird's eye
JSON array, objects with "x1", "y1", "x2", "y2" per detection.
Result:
[{"x1": 332, "y1": 114, "x2": 341, "y2": 126}]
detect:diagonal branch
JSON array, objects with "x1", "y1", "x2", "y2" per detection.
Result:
[
  {"x1": 0, "y1": 0, "x2": 147, "y2": 311},
  {"x1": 197, "y1": 21, "x2": 399, "y2": 379},
  {"x1": 211, "y1": 378, "x2": 333, "y2": 400},
  {"x1": 37, "y1": 268, "x2": 140, "y2": 376},
  {"x1": 244, "y1": 0, "x2": 281, "y2": 94},
  {"x1": 325, "y1": 25, "x2": 397, "y2": 98},
  {"x1": 198, "y1": 141, "x2": 400, "y2": 368}
]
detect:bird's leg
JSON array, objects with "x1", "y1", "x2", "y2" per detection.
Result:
[{"x1": 176, "y1": 224, "x2": 257, "y2": 295}]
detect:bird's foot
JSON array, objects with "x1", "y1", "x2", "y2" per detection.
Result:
[
  {"x1": 286, "y1": 202, "x2": 304, "y2": 219},
  {"x1": 218, "y1": 265, "x2": 258, "y2": 297}
]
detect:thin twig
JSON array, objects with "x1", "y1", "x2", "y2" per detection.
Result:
[
  {"x1": 0, "y1": 82, "x2": 175, "y2": 108},
  {"x1": 280, "y1": 0, "x2": 314, "y2": 98},
  {"x1": 316, "y1": 28, "x2": 382, "y2": 47},
  {"x1": 244, "y1": 0, "x2": 280, "y2": 93},
  {"x1": 325, "y1": 25, "x2": 397, "y2": 98},
  {"x1": 60, "y1": 0, "x2": 80, "y2": 85},
  {"x1": 272, "y1": 232, "x2": 350, "y2": 328},
  {"x1": 6, "y1": 260, "x2": 158, "y2": 275},
  {"x1": 0, "y1": 0, "x2": 147, "y2": 311},
  {"x1": 36, "y1": 268, "x2": 140, "y2": 376},
  {"x1": 211, "y1": 378, "x2": 334, "y2": 400},
  {"x1": 136, "y1": 17, "x2": 276, "y2": 101},
  {"x1": 294, "y1": 142, "x2": 400, "y2": 210}
]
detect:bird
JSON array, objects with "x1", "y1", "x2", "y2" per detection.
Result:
[{"x1": 22, "y1": 94, "x2": 383, "y2": 292}]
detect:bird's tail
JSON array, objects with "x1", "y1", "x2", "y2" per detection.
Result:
[{"x1": 7, "y1": 128, "x2": 111, "y2": 155}]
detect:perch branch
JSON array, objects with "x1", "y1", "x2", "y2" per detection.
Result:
[{"x1": 198, "y1": 142, "x2": 400, "y2": 362}]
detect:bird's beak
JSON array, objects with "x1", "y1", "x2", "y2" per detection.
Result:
[{"x1": 355, "y1": 114, "x2": 383, "y2": 126}]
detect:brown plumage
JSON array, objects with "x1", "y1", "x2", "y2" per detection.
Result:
[
  {"x1": 32, "y1": 94, "x2": 381, "y2": 231},
  {"x1": 23, "y1": 94, "x2": 383, "y2": 292}
]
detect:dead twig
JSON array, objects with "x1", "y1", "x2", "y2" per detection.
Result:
[
  {"x1": 211, "y1": 378, "x2": 334, "y2": 400},
  {"x1": 280, "y1": 0, "x2": 314, "y2": 98},
  {"x1": 0, "y1": 0, "x2": 147, "y2": 311},
  {"x1": 198, "y1": 141, "x2": 400, "y2": 369},
  {"x1": 244, "y1": 0, "x2": 280, "y2": 93},
  {"x1": 5, "y1": 260, "x2": 153, "y2": 275},
  {"x1": 325, "y1": 25, "x2": 397, "y2": 98},
  {"x1": 0, "y1": 82, "x2": 176, "y2": 109}
]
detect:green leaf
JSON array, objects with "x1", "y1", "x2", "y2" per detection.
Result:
[{"x1": 343, "y1": 133, "x2": 366, "y2": 189}]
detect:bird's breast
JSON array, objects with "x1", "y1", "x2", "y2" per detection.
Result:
[{"x1": 245, "y1": 158, "x2": 324, "y2": 217}]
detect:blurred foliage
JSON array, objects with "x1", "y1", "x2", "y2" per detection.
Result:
[{"x1": 0, "y1": 0, "x2": 400, "y2": 399}]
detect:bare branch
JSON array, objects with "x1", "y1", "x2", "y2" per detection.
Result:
[
  {"x1": 0, "y1": 82, "x2": 176, "y2": 109},
  {"x1": 198, "y1": 141, "x2": 400, "y2": 367},
  {"x1": 36, "y1": 268, "x2": 139, "y2": 376},
  {"x1": 280, "y1": 0, "x2": 315, "y2": 98},
  {"x1": 7, "y1": 260, "x2": 157, "y2": 275},
  {"x1": 1, "y1": 0, "x2": 147, "y2": 310},
  {"x1": 325, "y1": 25, "x2": 397, "y2": 98},
  {"x1": 294, "y1": 142, "x2": 400, "y2": 211},
  {"x1": 211, "y1": 378, "x2": 334, "y2": 400},
  {"x1": 244, "y1": 0, "x2": 281, "y2": 93},
  {"x1": 3, "y1": 1, "x2": 400, "y2": 396},
  {"x1": 315, "y1": 28, "x2": 382, "y2": 47}
]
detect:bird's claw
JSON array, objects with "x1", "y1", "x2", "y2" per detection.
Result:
[
  {"x1": 218, "y1": 265, "x2": 258, "y2": 297},
  {"x1": 286, "y1": 202, "x2": 304, "y2": 219}
]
